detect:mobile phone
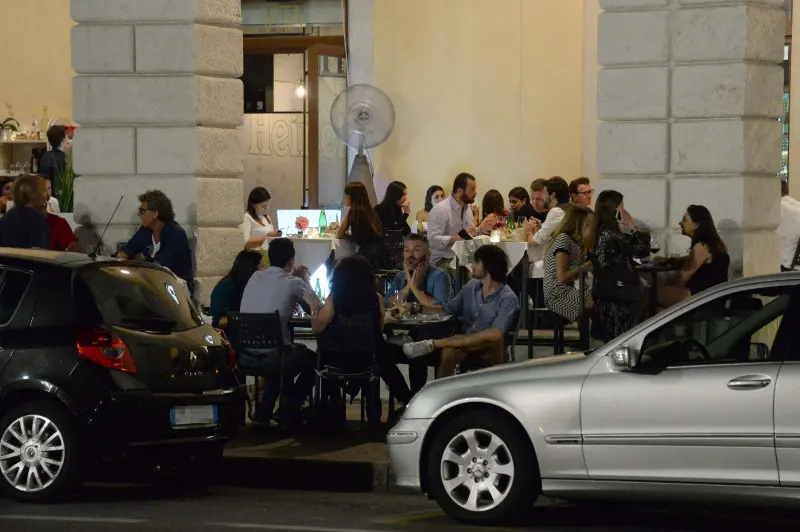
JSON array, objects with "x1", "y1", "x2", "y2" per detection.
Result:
[
  {"x1": 458, "y1": 229, "x2": 473, "y2": 241},
  {"x1": 615, "y1": 209, "x2": 622, "y2": 222}
]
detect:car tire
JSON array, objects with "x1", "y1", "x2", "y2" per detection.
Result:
[
  {"x1": 0, "y1": 401, "x2": 81, "y2": 503},
  {"x1": 427, "y1": 409, "x2": 539, "y2": 524}
]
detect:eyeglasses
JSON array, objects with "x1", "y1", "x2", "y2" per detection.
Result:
[
  {"x1": 138, "y1": 208, "x2": 153, "y2": 215},
  {"x1": 577, "y1": 189, "x2": 594, "y2": 196}
]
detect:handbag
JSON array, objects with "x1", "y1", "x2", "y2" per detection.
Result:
[{"x1": 592, "y1": 262, "x2": 643, "y2": 304}]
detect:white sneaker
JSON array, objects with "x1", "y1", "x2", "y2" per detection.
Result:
[{"x1": 403, "y1": 340, "x2": 435, "y2": 359}]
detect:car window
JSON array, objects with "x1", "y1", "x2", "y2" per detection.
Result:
[
  {"x1": 639, "y1": 285, "x2": 799, "y2": 368},
  {"x1": 0, "y1": 269, "x2": 31, "y2": 325},
  {"x1": 75, "y1": 265, "x2": 203, "y2": 333}
]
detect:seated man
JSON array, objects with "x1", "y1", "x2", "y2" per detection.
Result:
[
  {"x1": 239, "y1": 238, "x2": 320, "y2": 426},
  {"x1": 402, "y1": 244, "x2": 520, "y2": 377},
  {"x1": 387, "y1": 234, "x2": 452, "y2": 307}
]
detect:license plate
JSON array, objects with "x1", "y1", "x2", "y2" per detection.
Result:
[{"x1": 170, "y1": 405, "x2": 218, "y2": 427}]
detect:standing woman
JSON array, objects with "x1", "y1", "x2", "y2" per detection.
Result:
[
  {"x1": 590, "y1": 190, "x2": 650, "y2": 342},
  {"x1": 337, "y1": 181, "x2": 383, "y2": 262},
  {"x1": 242, "y1": 187, "x2": 281, "y2": 250},
  {"x1": 374, "y1": 180, "x2": 411, "y2": 235},
  {"x1": 416, "y1": 185, "x2": 445, "y2": 226}
]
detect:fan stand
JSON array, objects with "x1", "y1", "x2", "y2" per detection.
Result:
[{"x1": 346, "y1": 148, "x2": 378, "y2": 207}]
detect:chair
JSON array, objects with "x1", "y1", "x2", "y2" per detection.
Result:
[
  {"x1": 225, "y1": 311, "x2": 287, "y2": 425},
  {"x1": 374, "y1": 230, "x2": 407, "y2": 294},
  {"x1": 315, "y1": 313, "x2": 381, "y2": 427}
]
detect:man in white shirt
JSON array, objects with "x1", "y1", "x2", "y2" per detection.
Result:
[
  {"x1": 778, "y1": 179, "x2": 800, "y2": 271},
  {"x1": 528, "y1": 176, "x2": 571, "y2": 263},
  {"x1": 426, "y1": 173, "x2": 477, "y2": 270}
]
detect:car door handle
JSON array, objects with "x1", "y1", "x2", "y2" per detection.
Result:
[{"x1": 727, "y1": 375, "x2": 772, "y2": 390}]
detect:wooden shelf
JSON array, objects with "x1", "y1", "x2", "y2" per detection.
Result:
[{"x1": 0, "y1": 140, "x2": 47, "y2": 145}]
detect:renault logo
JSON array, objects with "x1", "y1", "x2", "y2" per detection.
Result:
[
  {"x1": 204, "y1": 335, "x2": 214, "y2": 345},
  {"x1": 189, "y1": 352, "x2": 198, "y2": 368}
]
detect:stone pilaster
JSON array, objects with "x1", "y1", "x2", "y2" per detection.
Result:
[
  {"x1": 597, "y1": 0, "x2": 785, "y2": 277},
  {"x1": 70, "y1": 0, "x2": 245, "y2": 304}
]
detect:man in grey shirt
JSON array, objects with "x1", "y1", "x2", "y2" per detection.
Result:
[
  {"x1": 403, "y1": 244, "x2": 520, "y2": 377},
  {"x1": 240, "y1": 238, "x2": 321, "y2": 425}
]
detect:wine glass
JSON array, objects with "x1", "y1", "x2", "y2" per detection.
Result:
[{"x1": 650, "y1": 235, "x2": 661, "y2": 263}]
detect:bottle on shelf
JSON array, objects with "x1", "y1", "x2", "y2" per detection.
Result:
[
  {"x1": 30, "y1": 149, "x2": 39, "y2": 174},
  {"x1": 39, "y1": 106, "x2": 49, "y2": 141},
  {"x1": 319, "y1": 207, "x2": 327, "y2": 236}
]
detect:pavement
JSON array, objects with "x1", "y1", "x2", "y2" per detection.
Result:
[{"x1": 1, "y1": 485, "x2": 799, "y2": 532}]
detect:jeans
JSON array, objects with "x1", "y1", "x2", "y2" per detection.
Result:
[{"x1": 243, "y1": 344, "x2": 316, "y2": 422}]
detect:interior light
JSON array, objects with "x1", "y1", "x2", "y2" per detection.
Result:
[{"x1": 295, "y1": 83, "x2": 306, "y2": 98}]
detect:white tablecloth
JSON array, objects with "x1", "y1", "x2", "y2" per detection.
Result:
[
  {"x1": 266, "y1": 236, "x2": 355, "y2": 274},
  {"x1": 451, "y1": 236, "x2": 546, "y2": 279}
]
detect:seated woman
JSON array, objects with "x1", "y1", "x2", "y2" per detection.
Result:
[
  {"x1": 508, "y1": 186, "x2": 538, "y2": 224},
  {"x1": 0, "y1": 175, "x2": 49, "y2": 249},
  {"x1": 209, "y1": 250, "x2": 263, "y2": 328},
  {"x1": 374, "y1": 180, "x2": 411, "y2": 235},
  {"x1": 543, "y1": 205, "x2": 593, "y2": 322},
  {"x1": 477, "y1": 189, "x2": 507, "y2": 234},
  {"x1": 657, "y1": 204, "x2": 730, "y2": 308},
  {"x1": 336, "y1": 181, "x2": 383, "y2": 265},
  {"x1": 310, "y1": 255, "x2": 420, "y2": 422},
  {"x1": 415, "y1": 185, "x2": 445, "y2": 232}
]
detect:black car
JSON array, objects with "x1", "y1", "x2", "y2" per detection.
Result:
[{"x1": 0, "y1": 249, "x2": 239, "y2": 502}]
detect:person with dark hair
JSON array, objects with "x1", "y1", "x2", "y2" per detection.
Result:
[
  {"x1": 416, "y1": 185, "x2": 445, "y2": 228},
  {"x1": 528, "y1": 176, "x2": 571, "y2": 263},
  {"x1": 508, "y1": 186, "x2": 537, "y2": 223},
  {"x1": 656, "y1": 205, "x2": 730, "y2": 307},
  {"x1": 210, "y1": 250, "x2": 263, "y2": 328},
  {"x1": 529, "y1": 178, "x2": 549, "y2": 223},
  {"x1": 119, "y1": 189, "x2": 194, "y2": 294},
  {"x1": 386, "y1": 234, "x2": 452, "y2": 308},
  {"x1": 240, "y1": 238, "x2": 319, "y2": 425},
  {"x1": 0, "y1": 177, "x2": 13, "y2": 214},
  {"x1": 0, "y1": 175, "x2": 50, "y2": 249},
  {"x1": 427, "y1": 172, "x2": 478, "y2": 270},
  {"x1": 477, "y1": 189, "x2": 507, "y2": 234},
  {"x1": 242, "y1": 186, "x2": 281, "y2": 250},
  {"x1": 337, "y1": 181, "x2": 383, "y2": 261},
  {"x1": 569, "y1": 177, "x2": 593, "y2": 207},
  {"x1": 402, "y1": 244, "x2": 519, "y2": 378},
  {"x1": 778, "y1": 178, "x2": 800, "y2": 271},
  {"x1": 39, "y1": 125, "x2": 69, "y2": 194},
  {"x1": 590, "y1": 190, "x2": 650, "y2": 342},
  {"x1": 374, "y1": 180, "x2": 411, "y2": 236}
]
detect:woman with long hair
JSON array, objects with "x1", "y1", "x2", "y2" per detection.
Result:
[
  {"x1": 416, "y1": 185, "x2": 445, "y2": 224},
  {"x1": 544, "y1": 205, "x2": 594, "y2": 322},
  {"x1": 590, "y1": 190, "x2": 650, "y2": 342},
  {"x1": 657, "y1": 204, "x2": 729, "y2": 307},
  {"x1": 336, "y1": 181, "x2": 383, "y2": 260},
  {"x1": 242, "y1": 187, "x2": 281, "y2": 250},
  {"x1": 0, "y1": 175, "x2": 50, "y2": 249},
  {"x1": 477, "y1": 189, "x2": 508, "y2": 234},
  {"x1": 209, "y1": 250, "x2": 263, "y2": 328},
  {"x1": 508, "y1": 186, "x2": 537, "y2": 223},
  {"x1": 374, "y1": 180, "x2": 411, "y2": 235}
]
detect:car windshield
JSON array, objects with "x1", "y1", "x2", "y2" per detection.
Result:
[{"x1": 75, "y1": 265, "x2": 203, "y2": 333}]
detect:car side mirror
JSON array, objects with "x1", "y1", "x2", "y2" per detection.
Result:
[
  {"x1": 749, "y1": 342, "x2": 769, "y2": 361},
  {"x1": 611, "y1": 345, "x2": 634, "y2": 371}
]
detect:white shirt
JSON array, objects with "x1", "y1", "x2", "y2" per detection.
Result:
[
  {"x1": 778, "y1": 195, "x2": 800, "y2": 269},
  {"x1": 427, "y1": 195, "x2": 474, "y2": 264},
  {"x1": 240, "y1": 212, "x2": 274, "y2": 248},
  {"x1": 528, "y1": 205, "x2": 566, "y2": 263},
  {"x1": 6, "y1": 197, "x2": 59, "y2": 214}
]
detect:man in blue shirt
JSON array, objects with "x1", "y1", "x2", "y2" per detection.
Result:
[
  {"x1": 119, "y1": 190, "x2": 194, "y2": 296},
  {"x1": 386, "y1": 234, "x2": 451, "y2": 307},
  {"x1": 403, "y1": 244, "x2": 520, "y2": 377}
]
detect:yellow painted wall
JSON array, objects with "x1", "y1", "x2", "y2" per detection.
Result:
[
  {"x1": 0, "y1": 0, "x2": 74, "y2": 124},
  {"x1": 372, "y1": 0, "x2": 585, "y2": 210}
]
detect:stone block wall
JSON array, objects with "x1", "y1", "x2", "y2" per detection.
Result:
[
  {"x1": 596, "y1": 0, "x2": 785, "y2": 277},
  {"x1": 70, "y1": 0, "x2": 245, "y2": 304}
]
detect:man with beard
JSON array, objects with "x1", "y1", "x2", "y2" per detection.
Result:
[
  {"x1": 427, "y1": 172, "x2": 478, "y2": 273},
  {"x1": 386, "y1": 234, "x2": 452, "y2": 307},
  {"x1": 528, "y1": 176, "x2": 571, "y2": 263}
]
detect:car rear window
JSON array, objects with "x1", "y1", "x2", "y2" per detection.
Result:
[{"x1": 75, "y1": 265, "x2": 203, "y2": 333}]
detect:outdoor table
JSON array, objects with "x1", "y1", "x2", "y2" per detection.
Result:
[
  {"x1": 267, "y1": 235, "x2": 355, "y2": 275},
  {"x1": 636, "y1": 262, "x2": 680, "y2": 317}
]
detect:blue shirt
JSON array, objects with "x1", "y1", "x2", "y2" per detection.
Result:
[
  {"x1": 444, "y1": 279, "x2": 519, "y2": 335},
  {"x1": 386, "y1": 265, "x2": 452, "y2": 306},
  {"x1": 122, "y1": 221, "x2": 194, "y2": 295}
]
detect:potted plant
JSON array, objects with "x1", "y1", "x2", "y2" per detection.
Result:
[
  {"x1": 54, "y1": 154, "x2": 76, "y2": 213},
  {"x1": 1, "y1": 118, "x2": 19, "y2": 141}
]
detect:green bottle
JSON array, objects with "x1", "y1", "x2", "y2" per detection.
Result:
[
  {"x1": 319, "y1": 208, "x2": 328, "y2": 236},
  {"x1": 507, "y1": 214, "x2": 515, "y2": 231},
  {"x1": 315, "y1": 278, "x2": 324, "y2": 301}
]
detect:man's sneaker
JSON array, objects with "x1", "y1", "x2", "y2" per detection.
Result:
[{"x1": 403, "y1": 340, "x2": 435, "y2": 359}]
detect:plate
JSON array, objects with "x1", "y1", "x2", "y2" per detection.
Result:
[{"x1": 171, "y1": 405, "x2": 218, "y2": 427}]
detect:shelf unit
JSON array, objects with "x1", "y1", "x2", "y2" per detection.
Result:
[{"x1": 0, "y1": 140, "x2": 47, "y2": 173}]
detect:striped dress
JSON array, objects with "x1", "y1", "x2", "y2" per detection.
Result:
[{"x1": 543, "y1": 233, "x2": 591, "y2": 322}]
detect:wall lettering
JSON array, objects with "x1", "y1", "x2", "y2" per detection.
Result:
[{"x1": 248, "y1": 114, "x2": 305, "y2": 158}]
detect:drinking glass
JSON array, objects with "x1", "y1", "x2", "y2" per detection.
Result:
[{"x1": 650, "y1": 235, "x2": 661, "y2": 263}]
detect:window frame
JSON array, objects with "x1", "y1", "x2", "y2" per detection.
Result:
[{"x1": 0, "y1": 265, "x2": 34, "y2": 328}]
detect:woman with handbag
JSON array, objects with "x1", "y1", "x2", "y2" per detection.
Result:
[{"x1": 590, "y1": 190, "x2": 651, "y2": 342}]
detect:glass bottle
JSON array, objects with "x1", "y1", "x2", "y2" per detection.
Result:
[
  {"x1": 319, "y1": 207, "x2": 327, "y2": 236},
  {"x1": 315, "y1": 278, "x2": 324, "y2": 302},
  {"x1": 40, "y1": 106, "x2": 49, "y2": 140}
]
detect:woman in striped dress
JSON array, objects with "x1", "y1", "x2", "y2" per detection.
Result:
[{"x1": 543, "y1": 205, "x2": 593, "y2": 322}]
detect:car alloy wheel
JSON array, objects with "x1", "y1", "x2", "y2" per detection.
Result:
[
  {"x1": 439, "y1": 428, "x2": 515, "y2": 512},
  {"x1": 0, "y1": 414, "x2": 66, "y2": 493}
]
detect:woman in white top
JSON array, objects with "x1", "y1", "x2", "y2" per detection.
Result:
[{"x1": 242, "y1": 187, "x2": 281, "y2": 249}]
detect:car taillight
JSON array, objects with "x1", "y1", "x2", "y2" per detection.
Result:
[
  {"x1": 216, "y1": 328, "x2": 236, "y2": 369},
  {"x1": 76, "y1": 327, "x2": 137, "y2": 374}
]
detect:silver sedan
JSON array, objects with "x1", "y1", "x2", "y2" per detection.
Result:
[{"x1": 388, "y1": 273, "x2": 800, "y2": 524}]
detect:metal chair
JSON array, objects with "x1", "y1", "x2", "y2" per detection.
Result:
[
  {"x1": 225, "y1": 311, "x2": 287, "y2": 425},
  {"x1": 315, "y1": 313, "x2": 381, "y2": 427}
]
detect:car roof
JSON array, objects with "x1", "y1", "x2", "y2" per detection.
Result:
[{"x1": 0, "y1": 248, "x2": 122, "y2": 269}]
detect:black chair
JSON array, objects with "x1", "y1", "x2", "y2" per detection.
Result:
[
  {"x1": 315, "y1": 313, "x2": 381, "y2": 427},
  {"x1": 225, "y1": 311, "x2": 287, "y2": 425},
  {"x1": 374, "y1": 230, "x2": 407, "y2": 294}
]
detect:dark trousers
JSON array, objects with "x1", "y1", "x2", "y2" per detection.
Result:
[
  {"x1": 378, "y1": 342, "x2": 429, "y2": 405},
  {"x1": 249, "y1": 344, "x2": 316, "y2": 422}
]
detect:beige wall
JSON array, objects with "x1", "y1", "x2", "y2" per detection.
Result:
[
  {"x1": 0, "y1": 0, "x2": 74, "y2": 124},
  {"x1": 582, "y1": 0, "x2": 600, "y2": 184},
  {"x1": 372, "y1": 0, "x2": 585, "y2": 211}
]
